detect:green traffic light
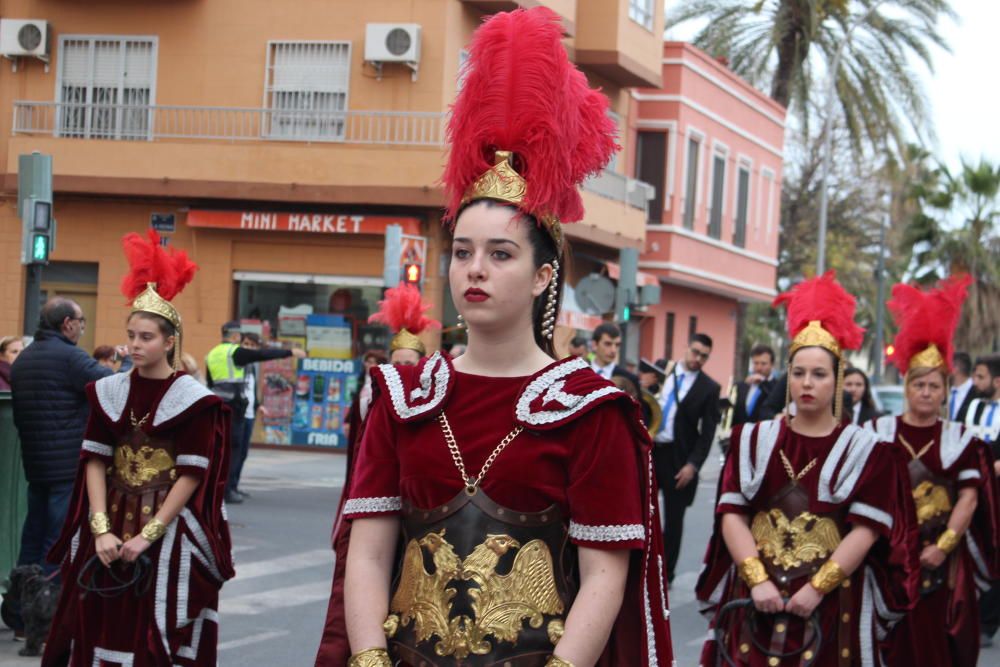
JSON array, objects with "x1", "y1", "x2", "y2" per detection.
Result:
[
  {"x1": 623, "y1": 305, "x2": 630, "y2": 321},
  {"x1": 32, "y1": 233, "x2": 49, "y2": 262}
]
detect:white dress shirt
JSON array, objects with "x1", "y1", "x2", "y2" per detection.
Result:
[
  {"x1": 655, "y1": 363, "x2": 698, "y2": 443},
  {"x1": 591, "y1": 360, "x2": 616, "y2": 380}
]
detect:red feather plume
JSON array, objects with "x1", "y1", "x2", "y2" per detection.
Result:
[
  {"x1": 772, "y1": 271, "x2": 865, "y2": 352},
  {"x1": 368, "y1": 285, "x2": 441, "y2": 335},
  {"x1": 120, "y1": 230, "x2": 198, "y2": 303},
  {"x1": 887, "y1": 275, "x2": 971, "y2": 374},
  {"x1": 443, "y1": 7, "x2": 618, "y2": 224}
]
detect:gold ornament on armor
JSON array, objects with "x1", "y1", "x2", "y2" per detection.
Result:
[
  {"x1": 140, "y1": 518, "x2": 167, "y2": 543},
  {"x1": 752, "y1": 509, "x2": 842, "y2": 570},
  {"x1": 113, "y1": 445, "x2": 175, "y2": 487},
  {"x1": 810, "y1": 559, "x2": 847, "y2": 595},
  {"x1": 347, "y1": 648, "x2": 392, "y2": 667},
  {"x1": 936, "y1": 528, "x2": 961, "y2": 554},
  {"x1": 384, "y1": 528, "x2": 565, "y2": 660},
  {"x1": 545, "y1": 656, "x2": 575, "y2": 667},
  {"x1": 89, "y1": 511, "x2": 111, "y2": 537},
  {"x1": 912, "y1": 480, "x2": 953, "y2": 525}
]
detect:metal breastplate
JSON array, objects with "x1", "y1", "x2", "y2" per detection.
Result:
[
  {"x1": 751, "y1": 482, "x2": 845, "y2": 591},
  {"x1": 108, "y1": 426, "x2": 177, "y2": 492},
  {"x1": 385, "y1": 488, "x2": 577, "y2": 667},
  {"x1": 908, "y1": 457, "x2": 956, "y2": 595}
]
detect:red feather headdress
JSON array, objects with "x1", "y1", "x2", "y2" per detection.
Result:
[
  {"x1": 368, "y1": 285, "x2": 441, "y2": 355},
  {"x1": 887, "y1": 275, "x2": 971, "y2": 375},
  {"x1": 773, "y1": 271, "x2": 865, "y2": 357},
  {"x1": 442, "y1": 7, "x2": 618, "y2": 248}
]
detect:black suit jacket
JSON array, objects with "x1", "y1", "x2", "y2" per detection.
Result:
[
  {"x1": 732, "y1": 379, "x2": 775, "y2": 426},
  {"x1": 952, "y1": 387, "x2": 977, "y2": 423},
  {"x1": 662, "y1": 371, "x2": 721, "y2": 472}
]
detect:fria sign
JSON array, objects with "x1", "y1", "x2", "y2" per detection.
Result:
[{"x1": 187, "y1": 209, "x2": 421, "y2": 236}]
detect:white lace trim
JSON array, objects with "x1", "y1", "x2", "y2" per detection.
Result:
[
  {"x1": 738, "y1": 419, "x2": 782, "y2": 500},
  {"x1": 866, "y1": 415, "x2": 897, "y2": 443},
  {"x1": 82, "y1": 439, "x2": 113, "y2": 457},
  {"x1": 966, "y1": 531, "x2": 990, "y2": 584},
  {"x1": 515, "y1": 357, "x2": 623, "y2": 426},
  {"x1": 94, "y1": 372, "x2": 131, "y2": 423},
  {"x1": 176, "y1": 454, "x2": 209, "y2": 469},
  {"x1": 818, "y1": 425, "x2": 879, "y2": 504},
  {"x1": 343, "y1": 496, "x2": 402, "y2": 515},
  {"x1": 568, "y1": 520, "x2": 645, "y2": 543},
  {"x1": 153, "y1": 374, "x2": 214, "y2": 426},
  {"x1": 940, "y1": 421, "x2": 975, "y2": 470},
  {"x1": 957, "y1": 468, "x2": 981, "y2": 481},
  {"x1": 848, "y1": 501, "x2": 894, "y2": 530},
  {"x1": 718, "y1": 492, "x2": 748, "y2": 508},
  {"x1": 380, "y1": 352, "x2": 450, "y2": 420},
  {"x1": 92, "y1": 648, "x2": 134, "y2": 666}
]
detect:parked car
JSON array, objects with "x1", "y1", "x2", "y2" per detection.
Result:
[{"x1": 872, "y1": 384, "x2": 905, "y2": 416}]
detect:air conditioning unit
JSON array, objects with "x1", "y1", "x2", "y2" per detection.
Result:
[
  {"x1": 0, "y1": 19, "x2": 50, "y2": 61},
  {"x1": 365, "y1": 23, "x2": 421, "y2": 80}
]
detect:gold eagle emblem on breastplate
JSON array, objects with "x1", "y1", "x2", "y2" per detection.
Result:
[
  {"x1": 751, "y1": 509, "x2": 842, "y2": 571},
  {"x1": 113, "y1": 445, "x2": 175, "y2": 487},
  {"x1": 386, "y1": 530, "x2": 564, "y2": 659},
  {"x1": 912, "y1": 480, "x2": 953, "y2": 525}
]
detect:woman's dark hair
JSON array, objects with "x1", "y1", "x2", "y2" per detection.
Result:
[
  {"x1": 460, "y1": 200, "x2": 564, "y2": 358},
  {"x1": 93, "y1": 345, "x2": 115, "y2": 362},
  {"x1": 127, "y1": 311, "x2": 177, "y2": 366},
  {"x1": 844, "y1": 367, "x2": 876, "y2": 410}
]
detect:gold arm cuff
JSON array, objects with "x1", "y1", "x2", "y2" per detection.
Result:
[
  {"x1": 348, "y1": 648, "x2": 392, "y2": 667},
  {"x1": 89, "y1": 512, "x2": 111, "y2": 537},
  {"x1": 810, "y1": 560, "x2": 848, "y2": 595},
  {"x1": 936, "y1": 528, "x2": 961, "y2": 554},
  {"x1": 739, "y1": 556, "x2": 770, "y2": 588},
  {"x1": 140, "y1": 518, "x2": 167, "y2": 543},
  {"x1": 546, "y1": 657, "x2": 575, "y2": 667}
]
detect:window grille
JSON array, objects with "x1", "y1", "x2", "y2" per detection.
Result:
[{"x1": 264, "y1": 41, "x2": 351, "y2": 141}]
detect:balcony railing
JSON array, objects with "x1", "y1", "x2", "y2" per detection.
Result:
[
  {"x1": 12, "y1": 101, "x2": 447, "y2": 146},
  {"x1": 582, "y1": 167, "x2": 655, "y2": 214}
]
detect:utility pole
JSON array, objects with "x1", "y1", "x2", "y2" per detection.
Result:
[
  {"x1": 872, "y1": 206, "x2": 889, "y2": 383},
  {"x1": 19, "y1": 152, "x2": 54, "y2": 336}
]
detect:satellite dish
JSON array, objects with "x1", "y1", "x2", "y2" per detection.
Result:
[{"x1": 575, "y1": 273, "x2": 615, "y2": 315}]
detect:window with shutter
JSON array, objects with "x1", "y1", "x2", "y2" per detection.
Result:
[
  {"x1": 56, "y1": 36, "x2": 156, "y2": 140},
  {"x1": 264, "y1": 41, "x2": 351, "y2": 141}
]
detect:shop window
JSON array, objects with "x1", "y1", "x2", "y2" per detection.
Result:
[
  {"x1": 56, "y1": 36, "x2": 157, "y2": 140},
  {"x1": 688, "y1": 315, "x2": 698, "y2": 342},
  {"x1": 636, "y1": 130, "x2": 666, "y2": 224},
  {"x1": 665, "y1": 312, "x2": 675, "y2": 360},
  {"x1": 629, "y1": 0, "x2": 655, "y2": 30},
  {"x1": 708, "y1": 153, "x2": 726, "y2": 239},
  {"x1": 734, "y1": 164, "x2": 751, "y2": 248},
  {"x1": 683, "y1": 135, "x2": 700, "y2": 230},
  {"x1": 264, "y1": 41, "x2": 351, "y2": 141}
]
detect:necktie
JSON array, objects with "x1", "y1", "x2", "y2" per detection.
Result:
[
  {"x1": 658, "y1": 372, "x2": 685, "y2": 436},
  {"x1": 747, "y1": 385, "x2": 760, "y2": 417},
  {"x1": 986, "y1": 403, "x2": 998, "y2": 443},
  {"x1": 950, "y1": 388, "x2": 958, "y2": 420}
]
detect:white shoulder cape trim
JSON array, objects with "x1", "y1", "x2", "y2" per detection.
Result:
[
  {"x1": 817, "y1": 425, "x2": 880, "y2": 504},
  {"x1": 515, "y1": 356, "x2": 623, "y2": 426},
  {"x1": 94, "y1": 372, "x2": 213, "y2": 426},
  {"x1": 738, "y1": 418, "x2": 783, "y2": 501},
  {"x1": 380, "y1": 352, "x2": 451, "y2": 420},
  {"x1": 94, "y1": 372, "x2": 131, "y2": 423}
]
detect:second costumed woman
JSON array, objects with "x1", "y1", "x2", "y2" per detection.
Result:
[
  {"x1": 42, "y1": 231, "x2": 233, "y2": 666},
  {"x1": 696, "y1": 272, "x2": 919, "y2": 666},
  {"x1": 337, "y1": 7, "x2": 673, "y2": 667}
]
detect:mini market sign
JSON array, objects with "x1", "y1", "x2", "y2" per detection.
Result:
[{"x1": 187, "y1": 210, "x2": 422, "y2": 236}]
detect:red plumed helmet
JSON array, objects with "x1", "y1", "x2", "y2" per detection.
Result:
[
  {"x1": 773, "y1": 271, "x2": 865, "y2": 353},
  {"x1": 368, "y1": 285, "x2": 441, "y2": 335},
  {"x1": 442, "y1": 7, "x2": 618, "y2": 226},
  {"x1": 887, "y1": 275, "x2": 971, "y2": 374},
  {"x1": 120, "y1": 230, "x2": 198, "y2": 303}
]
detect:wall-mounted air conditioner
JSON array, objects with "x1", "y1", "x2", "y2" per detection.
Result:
[{"x1": 364, "y1": 23, "x2": 421, "y2": 81}]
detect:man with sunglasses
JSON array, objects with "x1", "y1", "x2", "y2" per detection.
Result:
[{"x1": 652, "y1": 332, "x2": 721, "y2": 585}]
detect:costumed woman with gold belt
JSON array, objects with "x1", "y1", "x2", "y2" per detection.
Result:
[
  {"x1": 697, "y1": 272, "x2": 919, "y2": 666},
  {"x1": 42, "y1": 231, "x2": 233, "y2": 666},
  {"x1": 336, "y1": 8, "x2": 673, "y2": 667},
  {"x1": 315, "y1": 285, "x2": 438, "y2": 667},
  {"x1": 868, "y1": 276, "x2": 999, "y2": 666}
]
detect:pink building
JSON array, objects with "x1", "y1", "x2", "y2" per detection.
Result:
[{"x1": 628, "y1": 42, "x2": 786, "y2": 387}]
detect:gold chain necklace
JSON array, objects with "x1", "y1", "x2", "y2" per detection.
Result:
[
  {"x1": 898, "y1": 434, "x2": 934, "y2": 461},
  {"x1": 779, "y1": 450, "x2": 818, "y2": 484},
  {"x1": 438, "y1": 412, "x2": 523, "y2": 495}
]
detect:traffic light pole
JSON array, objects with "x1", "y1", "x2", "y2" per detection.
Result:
[{"x1": 23, "y1": 264, "x2": 43, "y2": 336}]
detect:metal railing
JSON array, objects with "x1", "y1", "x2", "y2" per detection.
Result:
[
  {"x1": 582, "y1": 167, "x2": 656, "y2": 214},
  {"x1": 12, "y1": 101, "x2": 447, "y2": 146}
]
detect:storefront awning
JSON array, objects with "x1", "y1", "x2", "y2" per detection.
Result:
[{"x1": 604, "y1": 260, "x2": 659, "y2": 287}]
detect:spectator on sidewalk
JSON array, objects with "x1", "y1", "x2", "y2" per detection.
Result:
[
  {"x1": 92, "y1": 345, "x2": 118, "y2": 370},
  {"x1": 0, "y1": 335, "x2": 24, "y2": 390}
]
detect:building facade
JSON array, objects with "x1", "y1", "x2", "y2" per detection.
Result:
[
  {"x1": 0, "y1": 0, "x2": 663, "y2": 369},
  {"x1": 630, "y1": 42, "x2": 785, "y2": 386}
]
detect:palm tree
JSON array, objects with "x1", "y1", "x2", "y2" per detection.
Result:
[{"x1": 667, "y1": 0, "x2": 955, "y2": 155}]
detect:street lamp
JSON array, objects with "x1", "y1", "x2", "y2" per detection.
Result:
[{"x1": 816, "y1": 0, "x2": 887, "y2": 274}]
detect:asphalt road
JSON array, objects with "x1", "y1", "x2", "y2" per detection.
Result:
[{"x1": 2, "y1": 447, "x2": 998, "y2": 666}]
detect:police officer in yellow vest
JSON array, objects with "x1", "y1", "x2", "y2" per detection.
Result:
[{"x1": 206, "y1": 321, "x2": 304, "y2": 503}]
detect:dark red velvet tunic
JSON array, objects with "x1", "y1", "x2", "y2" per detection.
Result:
[
  {"x1": 697, "y1": 419, "x2": 919, "y2": 667},
  {"x1": 42, "y1": 371, "x2": 232, "y2": 667},
  {"x1": 871, "y1": 416, "x2": 1000, "y2": 667},
  {"x1": 316, "y1": 352, "x2": 673, "y2": 666}
]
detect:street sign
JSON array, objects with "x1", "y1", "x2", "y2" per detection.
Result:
[{"x1": 151, "y1": 212, "x2": 176, "y2": 233}]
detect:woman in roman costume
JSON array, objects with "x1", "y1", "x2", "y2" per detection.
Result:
[
  {"x1": 315, "y1": 285, "x2": 438, "y2": 667},
  {"x1": 697, "y1": 272, "x2": 919, "y2": 666},
  {"x1": 42, "y1": 230, "x2": 233, "y2": 667},
  {"x1": 333, "y1": 8, "x2": 673, "y2": 667},
  {"x1": 869, "y1": 276, "x2": 999, "y2": 666}
]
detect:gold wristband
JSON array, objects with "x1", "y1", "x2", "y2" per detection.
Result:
[
  {"x1": 546, "y1": 657, "x2": 575, "y2": 667},
  {"x1": 810, "y1": 560, "x2": 848, "y2": 595},
  {"x1": 936, "y1": 528, "x2": 961, "y2": 554},
  {"x1": 739, "y1": 556, "x2": 769, "y2": 588},
  {"x1": 140, "y1": 518, "x2": 167, "y2": 543},
  {"x1": 348, "y1": 648, "x2": 392, "y2": 667},
  {"x1": 89, "y1": 512, "x2": 111, "y2": 537}
]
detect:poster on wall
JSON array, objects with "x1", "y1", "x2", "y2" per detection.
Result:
[
  {"x1": 290, "y1": 357, "x2": 358, "y2": 448},
  {"x1": 259, "y1": 355, "x2": 296, "y2": 445},
  {"x1": 305, "y1": 314, "x2": 353, "y2": 359}
]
